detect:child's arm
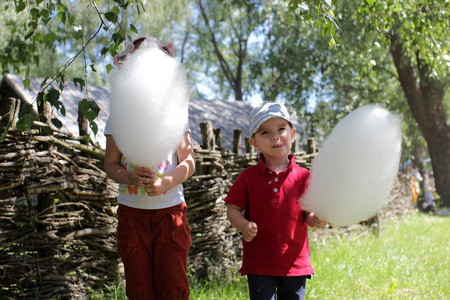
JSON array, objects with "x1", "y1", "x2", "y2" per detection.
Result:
[
  {"x1": 104, "y1": 134, "x2": 154, "y2": 186},
  {"x1": 304, "y1": 211, "x2": 327, "y2": 229},
  {"x1": 145, "y1": 131, "x2": 195, "y2": 196},
  {"x1": 227, "y1": 204, "x2": 258, "y2": 242}
]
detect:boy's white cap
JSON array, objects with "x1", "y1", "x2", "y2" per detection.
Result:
[{"x1": 249, "y1": 102, "x2": 292, "y2": 135}]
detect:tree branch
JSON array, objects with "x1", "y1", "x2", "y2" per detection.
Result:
[
  {"x1": 197, "y1": 0, "x2": 237, "y2": 92},
  {"x1": 39, "y1": 0, "x2": 107, "y2": 94}
]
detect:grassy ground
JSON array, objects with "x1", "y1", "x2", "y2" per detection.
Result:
[
  {"x1": 92, "y1": 211, "x2": 449, "y2": 299},
  {"x1": 307, "y1": 211, "x2": 449, "y2": 299}
]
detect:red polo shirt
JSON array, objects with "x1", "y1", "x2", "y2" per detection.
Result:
[{"x1": 225, "y1": 154, "x2": 314, "y2": 276}]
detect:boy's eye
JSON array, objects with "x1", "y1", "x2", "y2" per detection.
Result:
[{"x1": 260, "y1": 131, "x2": 268, "y2": 135}]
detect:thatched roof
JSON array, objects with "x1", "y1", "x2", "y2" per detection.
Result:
[{"x1": 1, "y1": 74, "x2": 306, "y2": 152}]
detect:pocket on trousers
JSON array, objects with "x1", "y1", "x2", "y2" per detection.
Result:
[
  {"x1": 168, "y1": 210, "x2": 192, "y2": 251},
  {"x1": 117, "y1": 214, "x2": 136, "y2": 260}
]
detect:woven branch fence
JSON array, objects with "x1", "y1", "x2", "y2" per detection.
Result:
[
  {"x1": 0, "y1": 98, "x2": 318, "y2": 299},
  {"x1": 0, "y1": 98, "x2": 415, "y2": 299}
]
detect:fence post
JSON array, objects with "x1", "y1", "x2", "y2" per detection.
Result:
[
  {"x1": 200, "y1": 121, "x2": 215, "y2": 150},
  {"x1": 78, "y1": 108, "x2": 89, "y2": 145},
  {"x1": 213, "y1": 128, "x2": 222, "y2": 149},
  {"x1": 307, "y1": 138, "x2": 316, "y2": 154},
  {"x1": 7, "y1": 97, "x2": 20, "y2": 128},
  {"x1": 291, "y1": 140, "x2": 299, "y2": 153},
  {"x1": 245, "y1": 137, "x2": 254, "y2": 153},
  {"x1": 233, "y1": 129, "x2": 242, "y2": 154}
]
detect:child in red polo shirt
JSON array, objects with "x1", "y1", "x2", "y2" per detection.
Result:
[{"x1": 225, "y1": 102, "x2": 327, "y2": 300}]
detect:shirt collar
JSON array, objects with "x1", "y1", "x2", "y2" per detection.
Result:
[{"x1": 258, "y1": 153, "x2": 296, "y2": 174}]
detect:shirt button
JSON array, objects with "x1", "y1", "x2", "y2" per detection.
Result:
[
  {"x1": 274, "y1": 178, "x2": 279, "y2": 182},
  {"x1": 274, "y1": 188, "x2": 278, "y2": 192}
]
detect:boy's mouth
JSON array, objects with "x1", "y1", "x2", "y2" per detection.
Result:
[{"x1": 273, "y1": 141, "x2": 284, "y2": 148}]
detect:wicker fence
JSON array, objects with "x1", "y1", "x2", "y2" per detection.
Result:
[{"x1": 0, "y1": 98, "x2": 317, "y2": 299}]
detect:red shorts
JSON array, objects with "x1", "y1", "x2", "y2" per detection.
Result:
[{"x1": 117, "y1": 202, "x2": 191, "y2": 300}]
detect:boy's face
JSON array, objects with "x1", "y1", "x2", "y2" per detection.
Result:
[{"x1": 249, "y1": 117, "x2": 296, "y2": 159}]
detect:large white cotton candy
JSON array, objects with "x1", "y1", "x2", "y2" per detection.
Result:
[
  {"x1": 299, "y1": 105, "x2": 402, "y2": 226},
  {"x1": 109, "y1": 41, "x2": 189, "y2": 167}
]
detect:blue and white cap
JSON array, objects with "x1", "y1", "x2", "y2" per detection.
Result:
[{"x1": 249, "y1": 102, "x2": 292, "y2": 135}]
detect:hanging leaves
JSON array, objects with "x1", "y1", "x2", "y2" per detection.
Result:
[{"x1": 1, "y1": 0, "x2": 145, "y2": 139}]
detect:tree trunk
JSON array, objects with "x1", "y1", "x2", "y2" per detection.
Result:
[{"x1": 389, "y1": 33, "x2": 450, "y2": 207}]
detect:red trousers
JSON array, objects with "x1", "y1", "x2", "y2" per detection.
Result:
[{"x1": 117, "y1": 202, "x2": 191, "y2": 300}]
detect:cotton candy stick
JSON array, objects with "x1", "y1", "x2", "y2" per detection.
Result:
[
  {"x1": 299, "y1": 105, "x2": 402, "y2": 226},
  {"x1": 108, "y1": 40, "x2": 189, "y2": 167}
]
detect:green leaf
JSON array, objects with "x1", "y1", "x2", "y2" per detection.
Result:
[
  {"x1": 0, "y1": 121, "x2": 12, "y2": 140},
  {"x1": 101, "y1": 46, "x2": 109, "y2": 56},
  {"x1": 47, "y1": 32, "x2": 57, "y2": 44},
  {"x1": 130, "y1": 24, "x2": 138, "y2": 34},
  {"x1": 19, "y1": 103, "x2": 34, "y2": 118},
  {"x1": 51, "y1": 117, "x2": 63, "y2": 129},
  {"x1": 16, "y1": 119, "x2": 29, "y2": 131},
  {"x1": 35, "y1": 32, "x2": 43, "y2": 43},
  {"x1": 90, "y1": 121, "x2": 98, "y2": 135},
  {"x1": 105, "y1": 11, "x2": 118, "y2": 23},
  {"x1": 42, "y1": 126, "x2": 52, "y2": 134},
  {"x1": 30, "y1": 8, "x2": 40, "y2": 20},
  {"x1": 23, "y1": 78, "x2": 31, "y2": 89},
  {"x1": 33, "y1": 55, "x2": 40, "y2": 67},
  {"x1": 375, "y1": 1, "x2": 386, "y2": 11},
  {"x1": 42, "y1": 17, "x2": 51, "y2": 25},
  {"x1": 45, "y1": 88, "x2": 61, "y2": 108},
  {"x1": 57, "y1": 11, "x2": 66, "y2": 23},
  {"x1": 73, "y1": 77, "x2": 85, "y2": 90},
  {"x1": 15, "y1": 0, "x2": 26, "y2": 13},
  {"x1": 74, "y1": 29, "x2": 83, "y2": 40},
  {"x1": 86, "y1": 111, "x2": 97, "y2": 121},
  {"x1": 89, "y1": 99, "x2": 100, "y2": 115},
  {"x1": 106, "y1": 64, "x2": 114, "y2": 73},
  {"x1": 112, "y1": 32, "x2": 125, "y2": 45},
  {"x1": 41, "y1": 9, "x2": 50, "y2": 19},
  {"x1": 23, "y1": 113, "x2": 36, "y2": 127},
  {"x1": 79, "y1": 98, "x2": 100, "y2": 122},
  {"x1": 69, "y1": 15, "x2": 76, "y2": 26},
  {"x1": 78, "y1": 98, "x2": 89, "y2": 115},
  {"x1": 24, "y1": 30, "x2": 35, "y2": 41},
  {"x1": 110, "y1": 6, "x2": 121, "y2": 15}
]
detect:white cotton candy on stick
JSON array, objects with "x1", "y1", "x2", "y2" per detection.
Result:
[
  {"x1": 109, "y1": 41, "x2": 189, "y2": 167},
  {"x1": 299, "y1": 105, "x2": 402, "y2": 226}
]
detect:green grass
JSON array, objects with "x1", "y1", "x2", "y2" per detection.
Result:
[
  {"x1": 307, "y1": 212, "x2": 449, "y2": 299},
  {"x1": 91, "y1": 211, "x2": 449, "y2": 299},
  {"x1": 189, "y1": 271, "x2": 249, "y2": 300}
]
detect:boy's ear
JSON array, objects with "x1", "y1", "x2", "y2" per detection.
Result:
[
  {"x1": 249, "y1": 137, "x2": 260, "y2": 150},
  {"x1": 291, "y1": 127, "x2": 296, "y2": 138}
]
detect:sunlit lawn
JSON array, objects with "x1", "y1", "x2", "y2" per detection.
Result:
[{"x1": 307, "y1": 211, "x2": 449, "y2": 299}]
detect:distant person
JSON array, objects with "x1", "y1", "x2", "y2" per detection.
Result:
[
  {"x1": 225, "y1": 102, "x2": 327, "y2": 300},
  {"x1": 417, "y1": 192, "x2": 438, "y2": 214},
  {"x1": 104, "y1": 36, "x2": 195, "y2": 300}
]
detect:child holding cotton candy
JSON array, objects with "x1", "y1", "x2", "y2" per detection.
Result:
[
  {"x1": 225, "y1": 102, "x2": 326, "y2": 300},
  {"x1": 104, "y1": 36, "x2": 195, "y2": 300}
]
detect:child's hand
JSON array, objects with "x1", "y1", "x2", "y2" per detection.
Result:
[
  {"x1": 306, "y1": 212, "x2": 327, "y2": 229},
  {"x1": 145, "y1": 177, "x2": 170, "y2": 196},
  {"x1": 242, "y1": 222, "x2": 258, "y2": 242},
  {"x1": 130, "y1": 167, "x2": 154, "y2": 186}
]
